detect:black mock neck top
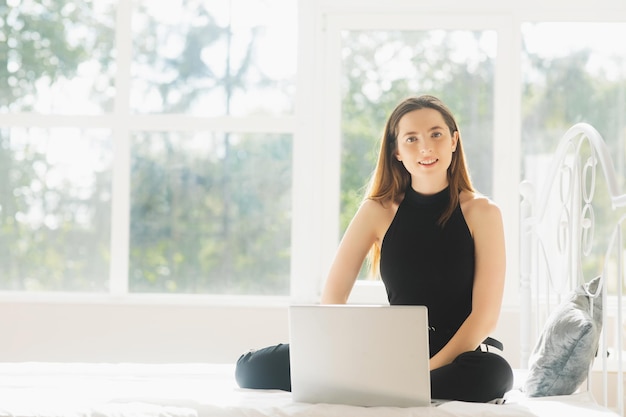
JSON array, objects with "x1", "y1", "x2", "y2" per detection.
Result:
[{"x1": 380, "y1": 186, "x2": 475, "y2": 357}]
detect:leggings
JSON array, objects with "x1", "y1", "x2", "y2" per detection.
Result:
[{"x1": 235, "y1": 343, "x2": 514, "y2": 403}]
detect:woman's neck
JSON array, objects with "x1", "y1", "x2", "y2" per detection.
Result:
[{"x1": 410, "y1": 179, "x2": 449, "y2": 196}]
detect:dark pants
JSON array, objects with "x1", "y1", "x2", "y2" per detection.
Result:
[{"x1": 235, "y1": 343, "x2": 514, "y2": 403}]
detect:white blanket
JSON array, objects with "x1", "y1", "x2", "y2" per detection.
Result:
[{"x1": 0, "y1": 363, "x2": 618, "y2": 417}]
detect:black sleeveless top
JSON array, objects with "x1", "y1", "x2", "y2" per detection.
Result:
[{"x1": 380, "y1": 186, "x2": 475, "y2": 357}]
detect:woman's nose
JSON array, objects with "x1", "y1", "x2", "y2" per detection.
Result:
[{"x1": 419, "y1": 144, "x2": 432, "y2": 154}]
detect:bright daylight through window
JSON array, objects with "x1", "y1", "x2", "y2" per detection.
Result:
[
  {"x1": 1, "y1": 2, "x2": 625, "y2": 299},
  {"x1": 521, "y1": 22, "x2": 626, "y2": 294},
  {"x1": 0, "y1": 0, "x2": 296, "y2": 295}
]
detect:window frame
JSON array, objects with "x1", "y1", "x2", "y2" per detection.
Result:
[{"x1": 0, "y1": 1, "x2": 296, "y2": 304}]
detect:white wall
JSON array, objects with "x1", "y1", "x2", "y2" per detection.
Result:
[
  {"x1": 0, "y1": 301, "x2": 522, "y2": 367},
  {"x1": 0, "y1": 301, "x2": 289, "y2": 364}
]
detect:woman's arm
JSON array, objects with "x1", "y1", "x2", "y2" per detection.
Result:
[
  {"x1": 429, "y1": 196, "x2": 506, "y2": 370},
  {"x1": 320, "y1": 199, "x2": 393, "y2": 304}
]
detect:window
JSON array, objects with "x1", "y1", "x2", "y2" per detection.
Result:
[
  {"x1": 521, "y1": 22, "x2": 626, "y2": 293},
  {"x1": 0, "y1": 0, "x2": 297, "y2": 295},
  {"x1": 1, "y1": 0, "x2": 117, "y2": 114},
  {"x1": 521, "y1": 22, "x2": 626, "y2": 188},
  {"x1": 0, "y1": 127, "x2": 113, "y2": 291},
  {"x1": 129, "y1": 131, "x2": 292, "y2": 294},
  {"x1": 3, "y1": 0, "x2": 626, "y2": 303},
  {"x1": 130, "y1": 1, "x2": 295, "y2": 117}
]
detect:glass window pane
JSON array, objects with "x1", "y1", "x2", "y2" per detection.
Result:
[
  {"x1": 0, "y1": 128, "x2": 113, "y2": 291},
  {"x1": 340, "y1": 29, "x2": 497, "y2": 269},
  {"x1": 131, "y1": 0, "x2": 297, "y2": 116},
  {"x1": 521, "y1": 22, "x2": 626, "y2": 184},
  {"x1": 521, "y1": 22, "x2": 626, "y2": 291},
  {"x1": 129, "y1": 131, "x2": 292, "y2": 294},
  {"x1": 0, "y1": 1, "x2": 117, "y2": 114}
]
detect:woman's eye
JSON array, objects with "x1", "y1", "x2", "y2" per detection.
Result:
[
  {"x1": 406, "y1": 136, "x2": 417, "y2": 143},
  {"x1": 432, "y1": 132, "x2": 442, "y2": 138}
]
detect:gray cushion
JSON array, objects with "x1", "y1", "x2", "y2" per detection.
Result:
[{"x1": 524, "y1": 276, "x2": 603, "y2": 397}]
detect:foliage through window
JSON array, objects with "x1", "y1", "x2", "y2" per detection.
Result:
[
  {"x1": 0, "y1": 0, "x2": 296, "y2": 295},
  {"x1": 521, "y1": 22, "x2": 626, "y2": 294}
]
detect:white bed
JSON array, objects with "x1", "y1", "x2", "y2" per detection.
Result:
[
  {"x1": 0, "y1": 123, "x2": 624, "y2": 417},
  {"x1": 0, "y1": 363, "x2": 617, "y2": 417}
]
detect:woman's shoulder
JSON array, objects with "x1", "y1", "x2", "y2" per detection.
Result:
[
  {"x1": 459, "y1": 190, "x2": 498, "y2": 207},
  {"x1": 459, "y1": 190, "x2": 502, "y2": 227},
  {"x1": 360, "y1": 195, "x2": 401, "y2": 216},
  {"x1": 355, "y1": 196, "x2": 401, "y2": 237}
]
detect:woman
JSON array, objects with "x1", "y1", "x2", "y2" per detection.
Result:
[{"x1": 235, "y1": 95, "x2": 514, "y2": 403}]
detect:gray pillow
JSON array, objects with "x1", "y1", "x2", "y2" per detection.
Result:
[{"x1": 524, "y1": 275, "x2": 603, "y2": 397}]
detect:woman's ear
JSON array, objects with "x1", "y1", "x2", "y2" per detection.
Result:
[{"x1": 451, "y1": 131, "x2": 459, "y2": 152}]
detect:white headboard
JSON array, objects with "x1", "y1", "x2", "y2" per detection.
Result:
[{"x1": 519, "y1": 122, "x2": 626, "y2": 414}]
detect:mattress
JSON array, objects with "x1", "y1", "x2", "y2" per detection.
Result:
[{"x1": 0, "y1": 362, "x2": 618, "y2": 417}]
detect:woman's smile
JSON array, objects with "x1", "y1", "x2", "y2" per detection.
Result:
[{"x1": 419, "y1": 158, "x2": 438, "y2": 166}]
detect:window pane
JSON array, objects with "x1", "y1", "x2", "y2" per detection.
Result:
[
  {"x1": 0, "y1": 1, "x2": 116, "y2": 114},
  {"x1": 521, "y1": 22, "x2": 626, "y2": 291},
  {"x1": 129, "y1": 131, "x2": 292, "y2": 294},
  {"x1": 340, "y1": 30, "x2": 496, "y2": 274},
  {"x1": 131, "y1": 0, "x2": 297, "y2": 116},
  {"x1": 0, "y1": 128, "x2": 113, "y2": 291},
  {"x1": 521, "y1": 22, "x2": 626, "y2": 181}
]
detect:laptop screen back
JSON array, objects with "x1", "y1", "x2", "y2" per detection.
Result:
[{"x1": 289, "y1": 304, "x2": 431, "y2": 407}]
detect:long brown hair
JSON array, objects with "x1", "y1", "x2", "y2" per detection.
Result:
[{"x1": 365, "y1": 95, "x2": 474, "y2": 276}]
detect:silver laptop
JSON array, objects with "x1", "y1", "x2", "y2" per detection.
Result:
[{"x1": 289, "y1": 304, "x2": 431, "y2": 407}]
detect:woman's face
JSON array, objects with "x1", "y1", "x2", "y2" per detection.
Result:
[{"x1": 395, "y1": 108, "x2": 459, "y2": 193}]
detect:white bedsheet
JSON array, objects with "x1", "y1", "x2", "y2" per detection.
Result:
[{"x1": 0, "y1": 363, "x2": 618, "y2": 417}]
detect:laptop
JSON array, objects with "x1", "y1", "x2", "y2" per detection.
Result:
[{"x1": 288, "y1": 304, "x2": 431, "y2": 407}]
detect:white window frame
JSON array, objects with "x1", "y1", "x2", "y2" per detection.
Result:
[{"x1": 0, "y1": 1, "x2": 296, "y2": 305}]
